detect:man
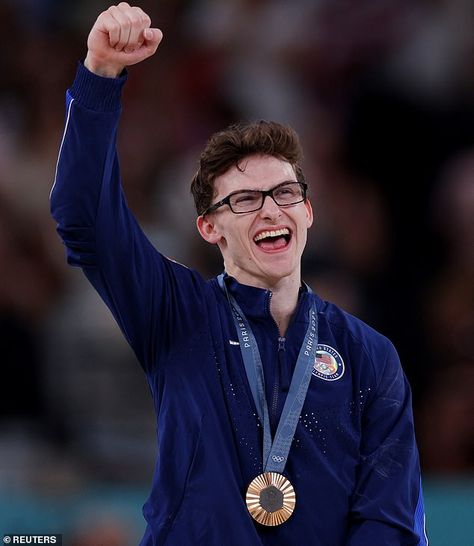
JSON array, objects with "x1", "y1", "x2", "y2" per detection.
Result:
[{"x1": 50, "y1": 3, "x2": 428, "y2": 545}]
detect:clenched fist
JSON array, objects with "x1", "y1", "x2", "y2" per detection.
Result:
[{"x1": 84, "y1": 2, "x2": 163, "y2": 78}]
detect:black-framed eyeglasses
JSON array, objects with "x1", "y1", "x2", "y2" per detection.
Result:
[{"x1": 202, "y1": 181, "x2": 308, "y2": 215}]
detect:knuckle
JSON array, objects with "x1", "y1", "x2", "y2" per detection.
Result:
[
  {"x1": 129, "y1": 15, "x2": 142, "y2": 27},
  {"x1": 108, "y1": 21, "x2": 120, "y2": 35},
  {"x1": 131, "y1": 7, "x2": 151, "y2": 26},
  {"x1": 134, "y1": 7, "x2": 149, "y2": 20},
  {"x1": 134, "y1": 12, "x2": 146, "y2": 25}
]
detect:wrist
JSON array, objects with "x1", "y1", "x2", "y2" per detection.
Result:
[
  {"x1": 84, "y1": 52, "x2": 124, "y2": 79},
  {"x1": 71, "y1": 61, "x2": 127, "y2": 112}
]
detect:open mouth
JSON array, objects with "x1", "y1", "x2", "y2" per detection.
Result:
[{"x1": 253, "y1": 228, "x2": 292, "y2": 251}]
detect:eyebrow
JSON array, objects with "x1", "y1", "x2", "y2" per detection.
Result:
[{"x1": 221, "y1": 180, "x2": 299, "y2": 195}]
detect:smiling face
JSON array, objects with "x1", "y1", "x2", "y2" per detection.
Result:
[{"x1": 197, "y1": 154, "x2": 313, "y2": 289}]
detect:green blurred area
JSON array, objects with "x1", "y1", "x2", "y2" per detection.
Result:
[
  {"x1": 423, "y1": 477, "x2": 474, "y2": 546},
  {"x1": 0, "y1": 477, "x2": 472, "y2": 545}
]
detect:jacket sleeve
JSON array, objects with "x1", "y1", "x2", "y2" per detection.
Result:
[
  {"x1": 347, "y1": 340, "x2": 428, "y2": 545},
  {"x1": 50, "y1": 62, "x2": 206, "y2": 373}
]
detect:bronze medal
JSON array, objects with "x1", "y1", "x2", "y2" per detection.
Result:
[{"x1": 246, "y1": 471, "x2": 296, "y2": 526}]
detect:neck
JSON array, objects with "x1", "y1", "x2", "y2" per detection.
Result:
[
  {"x1": 227, "y1": 268, "x2": 301, "y2": 336},
  {"x1": 268, "y1": 278, "x2": 300, "y2": 336}
]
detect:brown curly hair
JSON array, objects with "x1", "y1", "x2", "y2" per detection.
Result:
[{"x1": 190, "y1": 120, "x2": 306, "y2": 215}]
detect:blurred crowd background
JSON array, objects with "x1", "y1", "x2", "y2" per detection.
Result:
[{"x1": 0, "y1": 0, "x2": 473, "y2": 544}]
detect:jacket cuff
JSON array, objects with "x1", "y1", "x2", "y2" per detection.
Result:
[{"x1": 69, "y1": 61, "x2": 128, "y2": 112}]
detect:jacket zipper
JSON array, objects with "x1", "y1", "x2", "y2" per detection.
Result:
[
  {"x1": 267, "y1": 290, "x2": 286, "y2": 435},
  {"x1": 270, "y1": 336, "x2": 286, "y2": 434},
  {"x1": 266, "y1": 289, "x2": 307, "y2": 435}
]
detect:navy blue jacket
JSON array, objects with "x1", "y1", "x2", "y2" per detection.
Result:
[{"x1": 50, "y1": 63, "x2": 428, "y2": 545}]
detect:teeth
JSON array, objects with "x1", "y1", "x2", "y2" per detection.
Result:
[{"x1": 254, "y1": 228, "x2": 290, "y2": 242}]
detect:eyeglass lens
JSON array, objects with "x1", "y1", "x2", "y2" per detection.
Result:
[{"x1": 229, "y1": 182, "x2": 305, "y2": 213}]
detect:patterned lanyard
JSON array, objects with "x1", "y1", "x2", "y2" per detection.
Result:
[{"x1": 217, "y1": 274, "x2": 318, "y2": 473}]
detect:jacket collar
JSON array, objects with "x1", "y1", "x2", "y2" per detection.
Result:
[{"x1": 221, "y1": 272, "x2": 313, "y2": 324}]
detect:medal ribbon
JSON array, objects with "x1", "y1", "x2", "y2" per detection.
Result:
[{"x1": 218, "y1": 274, "x2": 318, "y2": 474}]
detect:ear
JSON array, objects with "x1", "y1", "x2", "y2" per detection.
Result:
[
  {"x1": 304, "y1": 197, "x2": 314, "y2": 228},
  {"x1": 196, "y1": 214, "x2": 222, "y2": 244}
]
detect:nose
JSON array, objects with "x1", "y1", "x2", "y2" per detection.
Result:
[{"x1": 259, "y1": 194, "x2": 282, "y2": 220}]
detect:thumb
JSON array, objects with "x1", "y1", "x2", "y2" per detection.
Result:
[{"x1": 143, "y1": 28, "x2": 163, "y2": 46}]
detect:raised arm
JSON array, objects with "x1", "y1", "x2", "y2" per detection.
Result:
[{"x1": 50, "y1": 4, "x2": 205, "y2": 372}]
